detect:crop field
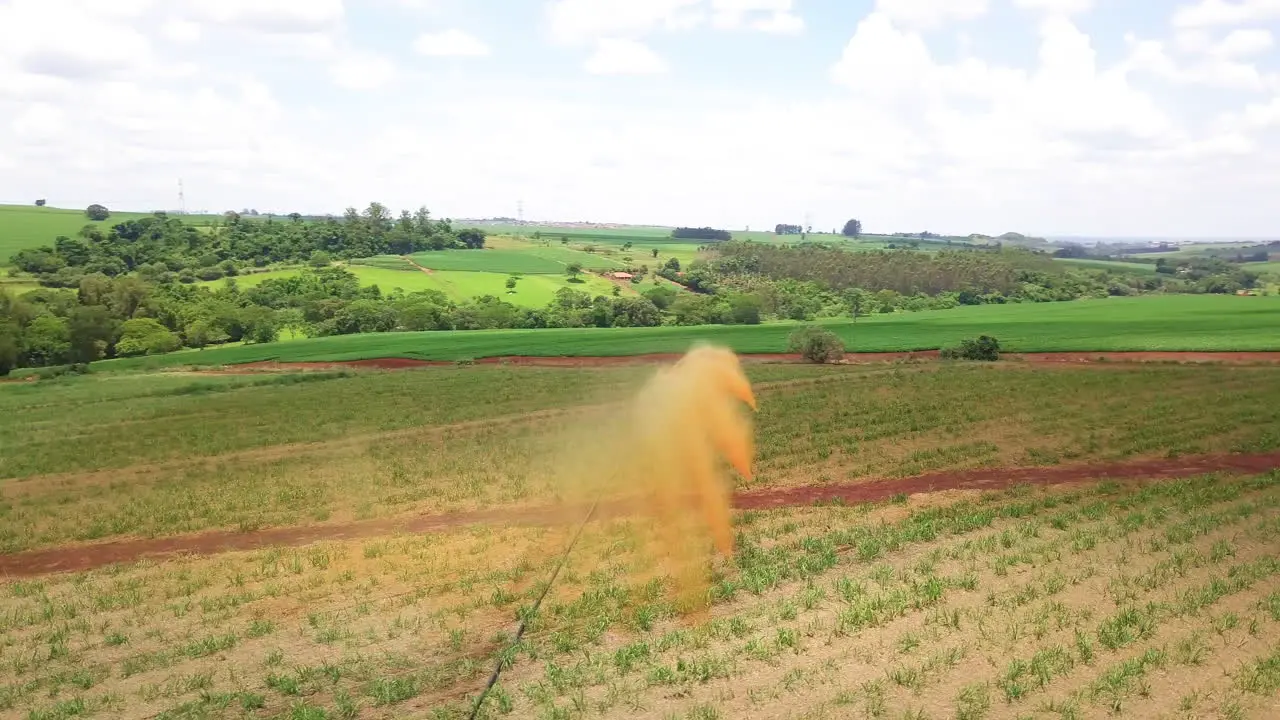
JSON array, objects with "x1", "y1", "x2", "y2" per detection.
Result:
[
  {"x1": 0, "y1": 204, "x2": 222, "y2": 260},
  {"x1": 86, "y1": 294, "x2": 1280, "y2": 372},
  {"x1": 3, "y1": 360, "x2": 1280, "y2": 720},
  {"x1": 195, "y1": 264, "x2": 628, "y2": 307},
  {"x1": 1052, "y1": 258, "x2": 1158, "y2": 275},
  {"x1": 351, "y1": 267, "x2": 629, "y2": 307},
  {"x1": 408, "y1": 250, "x2": 585, "y2": 275},
  {"x1": 1246, "y1": 260, "x2": 1280, "y2": 277}
]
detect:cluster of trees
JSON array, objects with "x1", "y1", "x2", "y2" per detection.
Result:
[
  {"x1": 1154, "y1": 257, "x2": 1262, "y2": 293},
  {"x1": 643, "y1": 240, "x2": 1256, "y2": 324},
  {"x1": 672, "y1": 227, "x2": 732, "y2": 241},
  {"x1": 841, "y1": 219, "x2": 863, "y2": 237},
  {"x1": 1, "y1": 266, "x2": 775, "y2": 374},
  {"x1": 775, "y1": 224, "x2": 804, "y2": 235},
  {"x1": 706, "y1": 242, "x2": 1035, "y2": 297},
  {"x1": 9, "y1": 204, "x2": 484, "y2": 290}
]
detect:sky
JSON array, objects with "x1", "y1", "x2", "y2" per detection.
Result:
[{"x1": 1, "y1": 0, "x2": 1278, "y2": 238}]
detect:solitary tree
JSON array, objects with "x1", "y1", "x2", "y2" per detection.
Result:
[
  {"x1": 566, "y1": 262, "x2": 583, "y2": 281},
  {"x1": 85, "y1": 204, "x2": 110, "y2": 221},
  {"x1": 651, "y1": 248, "x2": 659, "y2": 259},
  {"x1": 841, "y1": 218, "x2": 863, "y2": 237},
  {"x1": 505, "y1": 275, "x2": 518, "y2": 291},
  {"x1": 788, "y1": 326, "x2": 845, "y2": 364},
  {"x1": 35, "y1": 199, "x2": 46, "y2": 207}
]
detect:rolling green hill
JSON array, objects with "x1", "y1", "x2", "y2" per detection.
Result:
[{"x1": 0, "y1": 204, "x2": 221, "y2": 262}]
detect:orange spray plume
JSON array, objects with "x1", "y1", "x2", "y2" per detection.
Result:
[
  {"x1": 532, "y1": 345, "x2": 757, "y2": 617},
  {"x1": 625, "y1": 345, "x2": 757, "y2": 611}
]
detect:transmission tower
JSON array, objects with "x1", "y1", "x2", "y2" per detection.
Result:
[
  {"x1": 178, "y1": 178, "x2": 186, "y2": 215},
  {"x1": 517, "y1": 199, "x2": 524, "y2": 226}
]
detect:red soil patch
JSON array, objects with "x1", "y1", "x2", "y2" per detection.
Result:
[
  {"x1": 3, "y1": 451, "x2": 1278, "y2": 578},
  {"x1": 193, "y1": 351, "x2": 1280, "y2": 374},
  {"x1": 734, "y1": 450, "x2": 1280, "y2": 510}
]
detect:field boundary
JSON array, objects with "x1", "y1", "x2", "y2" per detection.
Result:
[
  {"x1": 3, "y1": 451, "x2": 1278, "y2": 578},
  {"x1": 186, "y1": 350, "x2": 1280, "y2": 372}
]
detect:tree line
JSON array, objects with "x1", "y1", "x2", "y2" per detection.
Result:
[
  {"x1": 2, "y1": 266, "x2": 777, "y2": 375},
  {"x1": 8, "y1": 203, "x2": 485, "y2": 290},
  {"x1": 671, "y1": 227, "x2": 732, "y2": 241}
]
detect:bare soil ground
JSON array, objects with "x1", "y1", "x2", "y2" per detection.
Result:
[{"x1": 4, "y1": 450, "x2": 1277, "y2": 578}]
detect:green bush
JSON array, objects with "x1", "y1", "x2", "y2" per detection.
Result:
[
  {"x1": 788, "y1": 325, "x2": 845, "y2": 364},
  {"x1": 940, "y1": 335, "x2": 1000, "y2": 361}
]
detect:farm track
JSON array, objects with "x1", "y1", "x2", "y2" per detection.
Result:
[
  {"x1": 3, "y1": 450, "x2": 1279, "y2": 578},
  {"x1": 203, "y1": 350, "x2": 1280, "y2": 372}
]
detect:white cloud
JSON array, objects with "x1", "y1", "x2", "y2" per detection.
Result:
[
  {"x1": 0, "y1": 1, "x2": 155, "y2": 79},
  {"x1": 546, "y1": 0, "x2": 805, "y2": 45},
  {"x1": 329, "y1": 52, "x2": 399, "y2": 90},
  {"x1": 0, "y1": 0, "x2": 1277, "y2": 237},
  {"x1": 1124, "y1": 33, "x2": 1273, "y2": 91},
  {"x1": 161, "y1": 19, "x2": 204, "y2": 44},
  {"x1": 1172, "y1": 0, "x2": 1280, "y2": 28},
  {"x1": 831, "y1": 11, "x2": 1180, "y2": 185},
  {"x1": 710, "y1": 0, "x2": 805, "y2": 33},
  {"x1": 584, "y1": 38, "x2": 669, "y2": 75},
  {"x1": 751, "y1": 11, "x2": 805, "y2": 34},
  {"x1": 413, "y1": 29, "x2": 490, "y2": 57},
  {"x1": 1013, "y1": 0, "x2": 1095, "y2": 14},
  {"x1": 1211, "y1": 28, "x2": 1274, "y2": 56},
  {"x1": 10, "y1": 102, "x2": 68, "y2": 142},
  {"x1": 546, "y1": 0, "x2": 703, "y2": 44},
  {"x1": 1217, "y1": 96, "x2": 1280, "y2": 131},
  {"x1": 873, "y1": 0, "x2": 989, "y2": 29},
  {"x1": 183, "y1": 0, "x2": 345, "y2": 34}
]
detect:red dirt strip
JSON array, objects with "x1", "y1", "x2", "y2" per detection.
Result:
[
  {"x1": 217, "y1": 351, "x2": 1280, "y2": 372},
  {"x1": 3, "y1": 451, "x2": 1279, "y2": 579}
]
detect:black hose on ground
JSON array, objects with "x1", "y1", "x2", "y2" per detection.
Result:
[{"x1": 467, "y1": 498, "x2": 600, "y2": 720}]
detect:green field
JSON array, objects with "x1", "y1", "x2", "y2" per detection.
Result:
[
  {"x1": 0, "y1": 275, "x2": 40, "y2": 295},
  {"x1": 407, "y1": 247, "x2": 626, "y2": 274},
  {"x1": 1054, "y1": 257, "x2": 1158, "y2": 274},
  {"x1": 0, "y1": 204, "x2": 221, "y2": 260},
  {"x1": 198, "y1": 263, "x2": 630, "y2": 306},
  {"x1": 4, "y1": 358, "x2": 1280, "y2": 719},
  {"x1": 350, "y1": 266, "x2": 627, "y2": 306},
  {"x1": 85, "y1": 294, "x2": 1280, "y2": 372}
]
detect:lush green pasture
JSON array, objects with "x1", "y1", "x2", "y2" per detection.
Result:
[
  {"x1": 0, "y1": 204, "x2": 221, "y2": 260},
  {"x1": 195, "y1": 263, "x2": 627, "y2": 305},
  {"x1": 1246, "y1": 260, "x2": 1280, "y2": 276},
  {"x1": 351, "y1": 266, "x2": 626, "y2": 306},
  {"x1": 409, "y1": 249, "x2": 569, "y2": 274},
  {"x1": 1054, "y1": 257, "x2": 1158, "y2": 274},
  {"x1": 87, "y1": 294, "x2": 1280, "y2": 371},
  {"x1": 4, "y1": 361, "x2": 1280, "y2": 719}
]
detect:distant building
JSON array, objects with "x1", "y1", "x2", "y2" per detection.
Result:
[{"x1": 611, "y1": 272, "x2": 634, "y2": 280}]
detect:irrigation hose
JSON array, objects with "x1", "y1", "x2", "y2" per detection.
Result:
[{"x1": 467, "y1": 497, "x2": 601, "y2": 720}]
